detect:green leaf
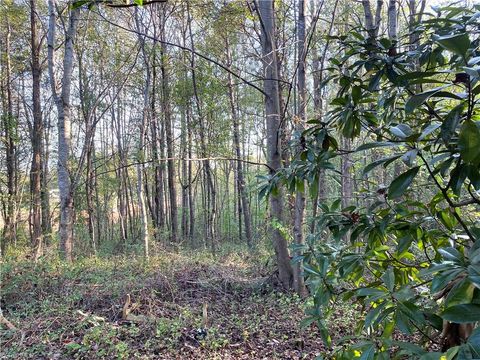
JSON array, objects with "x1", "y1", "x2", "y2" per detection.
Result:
[
  {"x1": 431, "y1": 269, "x2": 463, "y2": 293},
  {"x1": 405, "y1": 86, "x2": 449, "y2": 114},
  {"x1": 391, "y1": 341, "x2": 426, "y2": 355},
  {"x1": 449, "y1": 164, "x2": 468, "y2": 196},
  {"x1": 388, "y1": 166, "x2": 420, "y2": 199},
  {"x1": 401, "y1": 149, "x2": 418, "y2": 167},
  {"x1": 359, "y1": 345, "x2": 375, "y2": 360},
  {"x1": 356, "y1": 142, "x2": 397, "y2": 151},
  {"x1": 445, "y1": 279, "x2": 474, "y2": 307},
  {"x1": 433, "y1": 33, "x2": 471, "y2": 57},
  {"x1": 418, "y1": 122, "x2": 441, "y2": 141},
  {"x1": 390, "y1": 124, "x2": 413, "y2": 139},
  {"x1": 441, "y1": 104, "x2": 464, "y2": 143},
  {"x1": 368, "y1": 70, "x2": 383, "y2": 91},
  {"x1": 438, "y1": 247, "x2": 464, "y2": 264},
  {"x1": 352, "y1": 86, "x2": 361, "y2": 104},
  {"x1": 458, "y1": 120, "x2": 480, "y2": 166},
  {"x1": 468, "y1": 264, "x2": 480, "y2": 288},
  {"x1": 419, "y1": 353, "x2": 444, "y2": 360},
  {"x1": 363, "y1": 155, "x2": 402, "y2": 176},
  {"x1": 382, "y1": 267, "x2": 395, "y2": 292},
  {"x1": 441, "y1": 304, "x2": 480, "y2": 323},
  {"x1": 134, "y1": 0, "x2": 144, "y2": 5},
  {"x1": 467, "y1": 327, "x2": 480, "y2": 356}
]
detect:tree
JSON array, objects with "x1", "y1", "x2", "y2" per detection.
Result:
[
  {"x1": 257, "y1": 0, "x2": 293, "y2": 288},
  {"x1": 47, "y1": 0, "x2": 80, "y2": 262},
  {"x1": 29, "y1": 0, "x2": 44, "y2": 260},
  {"x1": 292, "y1": 0, "x2": 307, "y2": 296},
  {"x1": 225, "y1": 31, "x2": 253, "y2": 248}
]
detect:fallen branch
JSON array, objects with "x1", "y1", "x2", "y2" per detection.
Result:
[{"x1": 0, "y1": 313, "x2": 17, "y2": 331}]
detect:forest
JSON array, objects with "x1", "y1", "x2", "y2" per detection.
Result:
[{"x1": 1, "y1": 0, "x2": 480, "y2": 358}]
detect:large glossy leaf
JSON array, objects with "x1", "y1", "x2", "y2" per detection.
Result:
[
  {"x1": 433, "y1": 33, "x2": 471, "y2": 57},
  {"x1": 418, "y1": 122, "x2": 441, "y2": 141},
  {"x1": 438, "y1": 247, "x2": 464, "y2": 264},
  {"x1": 458, "y1": 120, "x2": 480, "y2": 165},
  {"x1": 405, "y1": 86, "x2": 449, "y2": 114},
  {"x1": 441, "y1": 104, "x2": 464, "y2": 143},
  {"x1": 382, "y1": 267, "x2": 395, "y2": 292},
  {"x1": 390, "y1": 124, "x2": 413, "y2": 139},
  {"x1": 445, "y1": 279, "x2": 474, "y2": 307},
  {"x1": 431, "y1": 269, "x2": 463, "y2": 293},
  {"x1": 441, "y1": 304, "x2": 480, "y2": 323},
  {"x1": 388, "y1": 167, "x2": 420, "y2": 199}
]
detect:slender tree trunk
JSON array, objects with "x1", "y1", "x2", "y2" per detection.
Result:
[
  {"x1": 258, "y1": 0, "x2": 293, "y2": 288},
  {"x1": 362, "y1": 0, "x2": 383, "y2": 37},
  {"x1": 135, "y1": 9, "x2": 151, "y2": 259},
  {"x1": 225, "y1": 37, "x2": 253, "y2": 248},
  {"x1": 2, "y1": 18, "x2": 17, "y2": 253},
  {"x1": 48, "y1": 1, "x2": 79, "y2": 262},
  {"x1": 30, "y1": 0, "x2": 43, "y2": 260},
  {"x1": 187, "y1": 2, "x2": 216, "y2": 253},
  {"x1": 159, "y1": 31, "x2": 178, "y2": 244},
  {"x1": 180, "y1": 106, "x2": 188, "y2": 238},
  {"x1": 293, "y1": 0, "x2": 307, "y2": 297},
  {"x1": 187, "y1": 102, "x2": 195, "y2": 243},
  {"x1": 150, "y1": 65, "x2": 165, "y2": 234},
  {"x1": 42, "y1": 114, "x2": 52, "y2": 245}
]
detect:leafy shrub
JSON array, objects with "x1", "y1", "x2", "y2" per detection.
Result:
[{"x1": 273, "y1": 5, "x2": 480, "y2": 359}]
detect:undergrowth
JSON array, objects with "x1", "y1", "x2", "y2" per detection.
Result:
[{"x1": 0, "y1": 245, "x2": 356, "y2": 359}]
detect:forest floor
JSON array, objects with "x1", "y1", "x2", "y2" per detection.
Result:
[{"x1": 1, "y1": 247, "x2": 358, "y2": 359}]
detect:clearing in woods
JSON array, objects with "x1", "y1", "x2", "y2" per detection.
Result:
[{"x1": 0, "y1": 249, "x2": 356, "y2": 359}]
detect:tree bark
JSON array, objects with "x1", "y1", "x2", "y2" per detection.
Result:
[
  {"x1": 293, "y1": 0, "x2": 308, "y2": 297},
  {"x1": 258, "y1": 0, "x2": 293, "y2": 289},
  {"x1": 362, "y1": 0, "x2": 383, "y2": 37},
  {"x1": 135, "y1": 9, "x2": 151, "y2": 259},
  {"x1": 48, "y1": 1, "x2": 79, "y2": 262},
  {"x1": 159, "y1": 25, "x2": 178, "y2": 245},
  {"x1": 30, "y1": 0, "x2": 43, "y2": 260},
  {"x1": 2, "y1": 17, "x2": 17, "y2": 253}
]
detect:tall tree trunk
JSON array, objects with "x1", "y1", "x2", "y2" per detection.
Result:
[
  {"x1": 48, "y1": 1, "x2": 79, "y2": 262},
  {"x1": 310, "y1": 0, "x2": 338, "y2": 234},
  {"x1": 159, "y1": 27, "x2": 178, "y2": 244},
  {"x1": 225, "y1": 36, "x2": 253, "y2": 248},
  {"x1": 387, "y1": 0, "x2": 397, "y2": 42},
  {"x1": 258, "y1": 0, "x2": 293, "y2": 288},
  {"x1": 362, "y1": 0, "x2": 383, "y2": 38},
  {"x1": 30, "y1": 0, "x2": 43, "y2": 260},
  {"x1": 42, "y1": 115, "x2": 52, "y2": 245},
  {"x1": 150, "y1": 64, "x2": 165, "y2": 234},
  {"x1": 293, "y1": 0, "x2": 307, "y2": 297},
  {"x1": 187, "y1": 102, "x2": 195, "y2": 243},
  {"x1": 180, "y1": 106, "x2": 188, "y2": 238},
  {"x1": 135, "y1": 9, "x2": 151, "y2": 259},
  {"x1": 187, "y1": 2, "x2": 216, "y2": 253},
  {"x1": 2, "y1": 17, "x2": 17, "y2": 253}
]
